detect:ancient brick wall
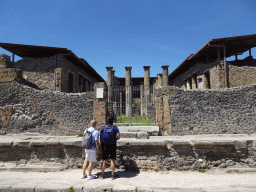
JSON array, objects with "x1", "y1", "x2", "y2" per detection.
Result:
[
  {"x1": 0, "y1": 82, "x2": 94, "y2": 135},
  {"x1": 14, "y1": 56, "x2": 56, "y2": 90},
  {"x1": 60, "y1": 56, "x2": 97, "y2": 93},
  {"x1": 228, "y1": 58, "x2": 256, "y2": 88},
  {"x1": 170, "y1": 60, "x2": 223, "y2": 89},
  {"x1": 93, "y1": 82, "x2": 107, "y2": 129},
  {"x1": 156, "y1": 84, "x2": 256, "y2": 136}
]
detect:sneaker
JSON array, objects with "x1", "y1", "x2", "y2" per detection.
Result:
[
  {"x1": 81, "y1": 174, "x2": 87, "y2": 179},
  {"x1": 99, "y1": 174, "x2": 104, "y2": 180},
  {"x1": 87, "y1": 175, "x2": 97, "y2": 180},
  {"x1": 111, "y1": 174, "x2": 116, "y2": 180}
]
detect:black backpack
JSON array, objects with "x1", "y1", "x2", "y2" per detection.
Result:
[{"x1": 82, "y1": 129, "x2": 95, "y2": 149}]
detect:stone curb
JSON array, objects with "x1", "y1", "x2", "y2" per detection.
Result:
[
  {"x1": 2, "y1": 184, "x2": 256, "y2": 192},
  {"x1": 226, "y1": 168, "x2": 256, "y2": 173}
]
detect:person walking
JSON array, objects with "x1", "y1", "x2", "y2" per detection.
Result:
[
  {"x1": 99, "y1": 116, "x2": 120, "y2": 180},
  {"x1": 81, "y1": 119, "x2": 100, "y2": 180}
]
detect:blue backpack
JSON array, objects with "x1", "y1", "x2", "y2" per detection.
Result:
[{"x1": 101, "y1": 125, "x2": 117, "y2": 145}]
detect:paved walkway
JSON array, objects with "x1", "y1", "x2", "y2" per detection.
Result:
[{"x1": 1, "y1": 168, "x2": 256, "y2": 191}]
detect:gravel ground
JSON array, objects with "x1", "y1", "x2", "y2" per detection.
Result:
[{"x1": 1, "y1": 168, "x2": 256, "y2": 189}]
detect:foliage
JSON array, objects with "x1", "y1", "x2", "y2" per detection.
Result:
[
  {"x1": 154, "y1": 169, "x2": 159, "y2": 172},
  {"x1": 197, "y1": 168, "x2": 206, "y2": 173},
  {"x1": 114, "y1": 114, "x2": 155, "y2": 126},
  {"x1": 68, "y1": 186, "x2": 75, "y2": 192},
  {"x1": 77, "y1": 133, "x2": 84, "y2": 137},
  {"x1": 189, "y1": 126, "x2": 194, "y2": 130}
]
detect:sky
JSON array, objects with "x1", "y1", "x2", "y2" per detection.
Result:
[{"x1": 1, "y1": 0, "x2": 256, "y2": 81}]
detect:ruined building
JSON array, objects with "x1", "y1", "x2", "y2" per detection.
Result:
[
  {"x1": 0, "y1": 43, "x2": 105, "y2": 93},
  {"x1": 169, "y1": 34, "x2": 256, "y2": 89}
]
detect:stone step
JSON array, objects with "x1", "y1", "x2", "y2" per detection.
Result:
[{"x1": 0, "y1": 163, "x2": 67, "y2": 172}]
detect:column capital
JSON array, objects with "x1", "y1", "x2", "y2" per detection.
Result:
[
  {"x1": 106, "y1": 66, "x2": 113, "y2": 71},
  {"x1": 157, "y1": 73, "x2": 162, "y2": 77},
  {"x1": 125, "y1": 66, "x2": 132, "y2": 71},
  {"x1": 143, "y1": 66, "x2": 150, "y2": 70},
  {"x1": 161, "y1": 65, "x2": 169, "y2": 69}
]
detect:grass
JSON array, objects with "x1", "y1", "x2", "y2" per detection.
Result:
[
  {"x1": 154, "y1": 169, "x2": 159, "y2": 172},
  {"x1": 77, "y1": 133, "x2": 84, "y2": 137},
  {"x1": 68, "y1": 186, "x2": 75, "y2": 192},
  {"x1": 189, "y1": 126, "x2": 194, "y2": 130},
  {"x1": 114, "y1": 114, "x2": 155, "y2": 126},
  {"x1": 197, "y1": 168, "x2": 206, "y2": 173}
]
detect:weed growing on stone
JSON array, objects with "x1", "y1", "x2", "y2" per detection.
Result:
[
  {"x1": 197, "y1": 168, "x2": 206, "y2": 173},
  {"x1": 180, "y1": 134, "x2": 184, "y2": 136},
  {"x1": 68, "y1": 186, "x2": 75, "y2": 192},
  {"x1": 136, "y1": 137, "x2": 140, "y2": 139},
  {"x1": 77, "y1": 133, "x2": 84, "y2": 137},
  {"x1": 248, "y1": 133, "x2": 251, "y2": 135},
  {"x1": 218, "y1": 135, "x2": 223, "y2": 137},
  {"x1": 154, "y1": 169, "x2": 159, "y2": 172},
  {"x1": 189, "y1": 126, "x2": 193, "y2": 130}
]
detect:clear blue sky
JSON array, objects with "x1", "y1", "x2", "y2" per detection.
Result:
[{"x1": 1, "y1": 0, "x2": 256, "y2": 81}]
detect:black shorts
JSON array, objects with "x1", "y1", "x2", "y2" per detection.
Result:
[{"x1": 101, "y1": 144, "x2": 116, "y2": 160}]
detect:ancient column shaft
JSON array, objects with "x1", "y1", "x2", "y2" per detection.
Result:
[{"x1": 162, "y1": 65, "x2": 169, "y2": 86}]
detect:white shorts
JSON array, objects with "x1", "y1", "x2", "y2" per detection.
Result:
[{"x1": 85, "y1": 149, "x2": 97, "y2": 162}]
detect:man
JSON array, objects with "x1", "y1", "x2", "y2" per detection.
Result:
[
  {"x1": 99, "y1": 116, "x2": 120, "y2": 180},
  {"x1": 81, "y1": 119, "x2": 100, "y2": 180}
]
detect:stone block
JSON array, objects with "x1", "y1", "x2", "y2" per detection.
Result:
[
  {"x1": 137, "y1": 187, "x2": 153, "y2": 192},
  {"x1": 0, "y1": 185, "x2": 11, "y2": 192},
  {"x1": 10, "y1": 185, "x2": 35, "y2": 192},
  {"x1": 234, "y1": 140, "x2": 247, "y2": 148},
  {"x1": 137, "y1": 132, "x2": 149, "y2": 139},
  {"x1": 120, "y1": 132, "x2": 137, "y2": 138},
  {"x1": 0, "y1": 141, "x2": 13, "y2": 146},
  {"x1": 13, "y1": 141, "x2": 30, "y2": 147},
  {"x1": 112, "y1": 184, "x2": 136, "y2": 192},
  {"x1": 35, "y1": 185, "x2": 70, "y2": 192},
  {"x1": 0, "y1": 130, "x2": 6, "y2": 135}
]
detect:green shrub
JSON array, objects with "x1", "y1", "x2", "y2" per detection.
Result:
[
  {"x1": 68, "y1": 186, "x2": 75, "y2": 192},
  {"x1": 197, "y1": 168, "x2": 206, "y2": 173},
  {"x1": 77, "y1": 133, "x2": 84, "y2": 137}
]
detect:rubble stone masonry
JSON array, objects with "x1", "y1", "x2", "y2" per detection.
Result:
[
  {"x1": 156, "y1": 84, "x2": 256, "y2": 136},
  {"x1": 0, "y1": 82, "x2": 94, "y2": 135},
  {"x1": 14, "y1": 56, "x2": 55, "y2": 90}
]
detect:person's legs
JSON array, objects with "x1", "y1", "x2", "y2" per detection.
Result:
[
  {"x1": 88, "y1": 161, "x2": 94, "y2": 176},
  {"x1": 110, "y1": 159, "x2": 115, "y2": 175},
  {"x1": 101, "y1": 160, "x2": 107, "y2": 175},
  {"x1": 82, "y1": 160, "x2": 89, "y2": 175}
]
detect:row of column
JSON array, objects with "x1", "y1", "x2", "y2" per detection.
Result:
[{"x1": 106, "y1": 65, "x2": 169, "y2": 88}]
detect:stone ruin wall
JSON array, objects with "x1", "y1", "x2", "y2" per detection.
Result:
[
  {"x1": 14, "y1": 56, "x2": 56, "y2": 90},
  {"x1": 1, "y1": 138, "x2": 255, "y2": 171},
  {"x1": 156, "y1": 84, "x2": 256, "y2": 136},
  {"x1": 228, "y1": 57, "x2": 256, "y2": 88},
  {"x1": 170, "y1": 60, "x2": 225, "y2": 89},
  {"x1": 0, "y1": 82, "x2": 95, "y2": 136}
]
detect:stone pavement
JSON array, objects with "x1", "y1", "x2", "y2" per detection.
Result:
[
  {"x1": 0, "y1": 167, "x2": 256, "y2": 192},
  {"x1": 1, "y1": 133, "x2": 256, "y2": 191}
]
